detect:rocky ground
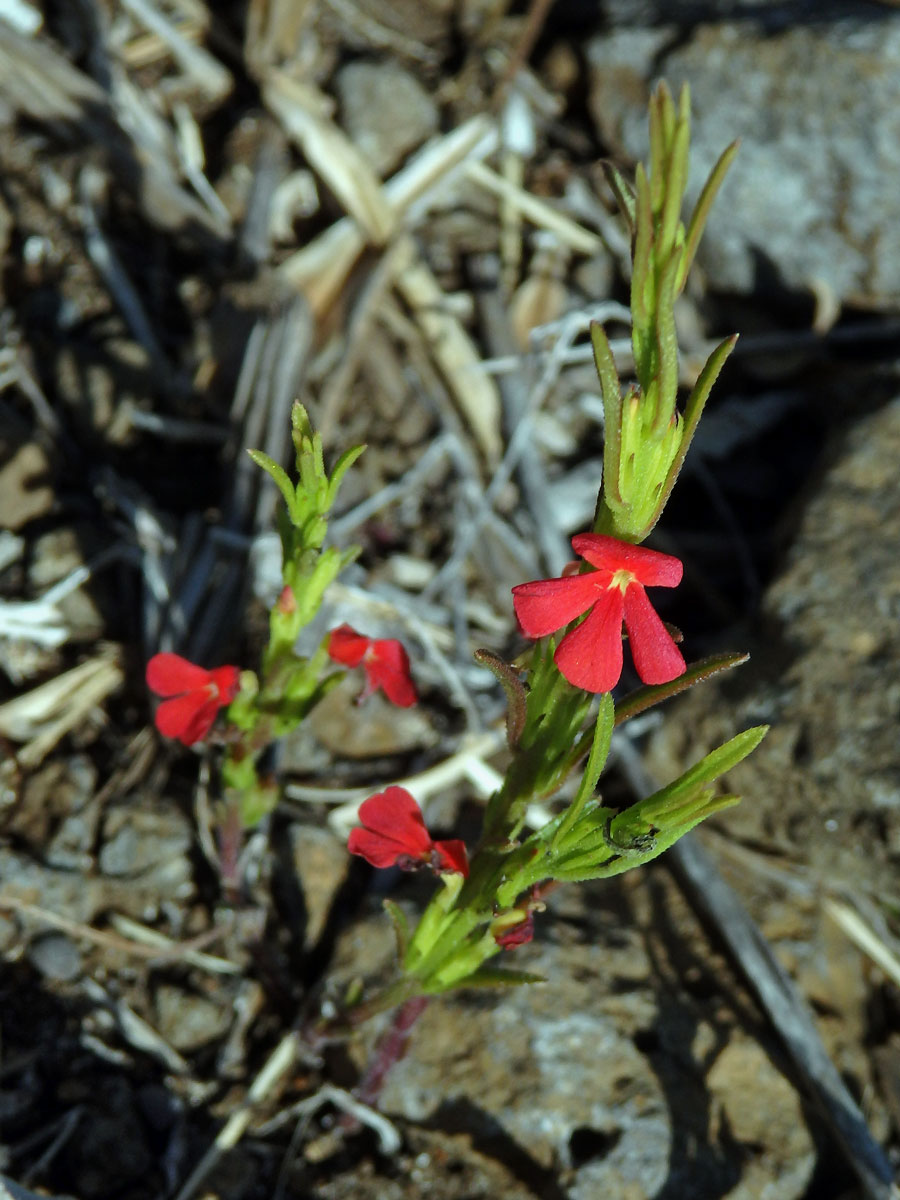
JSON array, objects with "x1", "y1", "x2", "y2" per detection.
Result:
[{"x1": 1, "y1": 3, "x2": 900, "y2": 1198}]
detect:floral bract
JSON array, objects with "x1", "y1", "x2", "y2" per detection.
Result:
[
  {"x1": 348, "y1": 786, "x2": 469, "y2": 876},
  {"x1": 492, "y1": 911, "x2": 535, "y2": 949},
  {"x1": 327, "y1": 624, "x2": 417, "y2": 707},
  {"x1": 512, "y1": 533, "x2": 686, "y2": 693},
  {"x1": 146, "y1": 653, "x2": 240, "y2": 745}
]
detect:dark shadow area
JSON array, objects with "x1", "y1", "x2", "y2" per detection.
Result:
[{"x1": 424, "y1": 1097, "x2": 571, "y2": 1200}]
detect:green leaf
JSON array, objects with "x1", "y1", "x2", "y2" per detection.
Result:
[
  {"x1": 601, "y1": 160, "x2": 637, "y2": 233},
  {"x1": 631, "y1": 164, "x2": 654, "y2": 344},
  {"x1": 678, "y1": 139, "x2": 740, "y2": 293},
  {"x1": 383, "y1": 899, "x2": 411, "y2": 960},
  {"x1": 651, "y1": 248, "x2": 682, "y2": 431},
  {"x1": 550, "y1": 792, "x2": 741, "y2": 882},
  {"x1": 614, "y1": 651, "x2": 750, "y2": 726},
  {"x1": 640, "y1": 726, "x2": 768, "y2": 821},
  {"x1": 247, "y1": 449, "x2": 298, "y2": 522},
  {"x1": 591, "y1": 323, "x2": 625, "y2": 511},
  {"x1": 657, "y1": 90, "x2": 690, "y2": 267},
  {"x1": 552, "y1": 693, "x2": 614, "y2": 851},
  {"x1": 590, "y1": 321, "x2": 622, "y2": 413},
  {"x1": 325, "y1": 442, "x2": 366, "y2": 508},
  {"x1": 646, "y1": 332, "x2": 737, "y2": 534},
  {"x1": 474, "y1": 649, "x2": 527, "y2": 748},
  {"x1": 459, "y1": 966, "x2": 547, "y2": 988},
  {"x1": 648, "y1": 84, "x2": 668, "y2": 213}
]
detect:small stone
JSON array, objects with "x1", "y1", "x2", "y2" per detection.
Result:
[
  {"x1": 99, "y1": 804, "x2": 192, "y2": 896},
  {"x1": 336, "y1": 61, "x2": 438, "y2": 177},
  {"x1": 27, "y1": 933, "x2": 83, "y2": 982},
  {"x1": 707, "y1": 1034, "x2": 815, "y2": 1197},
  {"x1": 154, "y1": 983, "x2": 232, "y2": 1052}
]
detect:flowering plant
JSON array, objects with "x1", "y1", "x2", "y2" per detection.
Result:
[{"x1": 144, "y1": 83, "x2": 764, "y2": 1061}]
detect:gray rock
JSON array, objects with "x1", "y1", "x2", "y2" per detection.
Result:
[
  {"x1": 650, "y1": 396, "x2": 900, "y2": 890},
  {"x1": 588, "y1": 16, "x2": 900, "y2": 302},
  {"x1": 371, "y1": 898, "x2": 814, "y2": 1195},
  {"x1": 27, "y1": 933, "x2": 83, "y2": 982},
  {"x1": 336, "y1": 61, "x2": 439, "y2": 177},
  {"x1": 154, "y1": 983, "x2": 233, "y2": 1052},
  {"x1": 99, "y1": 803, "x2": 192, "y2": 896}
]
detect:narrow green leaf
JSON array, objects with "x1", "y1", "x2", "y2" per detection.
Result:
[
  {"x1": 552, "y1": 694, "x2": 614, "y2": 851},
  {"x1": 589, "y1": 321, "x2": 621, "y2": 410},
  {"x1": 643, "y1": 726, "x2": 768, "y2": 816},
  {"x1": 631, "y1": 164, "x2": 654, "y2": 337},
  {"x1": 551, "y1": 793, "x2": 741, "y2": 882},
  {"x1": 459, "y1": 966, "x2": 547, "y2": 989},
  {"x1": 247, "y1": 449, "x2": 298, "y2": 522},
  {"x1": 614, "y1": 651, "x2": 750, "y2": 726},
  {"x1": 601, "y1": 160, "x2": 637, "y2": 233},
  {"x1": 474, "y1": 649, "x2": 527, "y2": 748},
  {"x1": 658, "y1": 81, "x2": 678, "y2": 156},
  {"x1": 645, "y1": 333, "x2": 737, "y2": 534},
  {"x1": 648, "y1": 86, "x2": 667, "y2": 213},
  {"x1": 383, "y1": 899, "x2": 411, "y2": 960},
  {"x1": 677, "y1": 139, "x2": 739, "y2": 293},
  {"x1": 657, "y1": 101, "x2": 690, "y2": 268},
  {"x1": 652, "y1": 249, "x2": 681, "y2": 431},
  {"x1": 325, "y1": 442, "x2": 366, "y2": 510}
]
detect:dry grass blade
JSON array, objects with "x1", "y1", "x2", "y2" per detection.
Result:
[
  {"x1": 394, "y1": 236, "x2": 503, "y2": 464},
  {"x1": 0, "y1": 21, "x2": 227, "y2": 239},
  {"x1": 465, "y1": 161, "x2": 602, "y2": 256},
  {"x1": 825, "y1": 898, "x2": 900, "y2": 991},
  {"x1": 119, "y1": 0, "x2": 232, "y2": 104},
  {"x1": 0, "y1": 897, "x2": 240, "y2": 974},
  {"x1": 246, "y1": 0, "x2": 317, "y2": 75},
  {"x1": 265, "y1": 72, "x2": 393, "y2": 243},
  {"x1": 0, "y1": 651, "x2": 123, "y2": 768},
  {"x1": 172, "y1": 1031, "x2": 300, "y2": 1200},
  {"x1": 279, "y1": 115, "x2": 498, "y2": 314}
]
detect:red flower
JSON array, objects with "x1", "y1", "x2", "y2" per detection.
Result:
[
  {"x1": 327, "y1": 625, "x2": 417, "y2": 707},
  {"x1": 145, "y1": 653, "x2": 240, "y2": 745},
  {"x1": 512, "y1": 533, "x2": 685, "y2": 693},
  {"x1": 348, "y1": 786, "x2": 468, "y2": 876}
]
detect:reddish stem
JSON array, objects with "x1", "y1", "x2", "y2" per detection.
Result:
[{"x1": 353, "y1": 995, "x2": 430, "y2": 1109}]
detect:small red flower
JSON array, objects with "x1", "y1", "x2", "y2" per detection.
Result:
[
  {"x1": 348, "y1": 786, "x2": 468, "y2": 876},
  {"x1": 327, "y1": 624, "x2": 417, "y2": 707},
  {"x1": 145, "y1": 653, "x2": 240, "y2": 745},
  {"x1": 512, "y1": 533, "x2": 685, "y2": 694}
]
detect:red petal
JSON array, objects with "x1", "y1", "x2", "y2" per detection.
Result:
[
  {"x1": 554, "y1": 587, "x2": 625, "y2": 693},
  {"x1": 154, "y1": 692, "x2": 218, "y2": 744},
  {"x1": 512, "y1": 574, "x2": 603, "y2": 638},
  {"x1": 432, "y1": 838, "x2": 469, "y2": 877},
  {"x1": 356, "y1": 787, "x2": 433, "y2": 857},
  {"x1": 327, "y1": 625, "x2": 370, "y2": 667},
  {"x1": 347, "y1": 827, "x2": 410, "y2": 868},
  {"x1": 622, "y1": 584, "x2": 686, "y2": 684},
  {"x1": 366, "y1": 640, "x2": 417, "y2": 707},
  {"x1": 572, "y1": 534, "x2": 683, "y2": 587},
  {"x1": 348, "y1": 830, "x2": 405, "y2": 868},
  {"x1": 209, "y1": 664, "x2": 241, "y2": 703},
  {"x1": 146, "y1": 653, "x2": 212, "y2": 697}
]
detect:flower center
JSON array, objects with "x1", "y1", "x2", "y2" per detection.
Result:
[{"x1": 609, "y1": 568, "x2": 636, "y2": 594}]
